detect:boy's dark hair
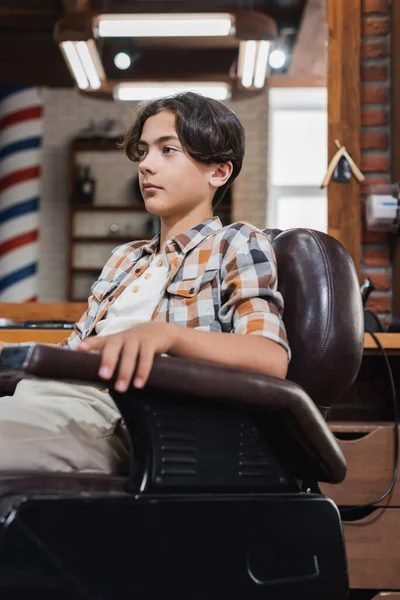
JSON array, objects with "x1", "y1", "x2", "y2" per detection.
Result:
[{"x1": 121, "y1": 91, "x2": 245, "y2": 209}]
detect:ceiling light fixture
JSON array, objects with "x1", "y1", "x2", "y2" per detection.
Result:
[
  {"x1": 61, "y1": 40, "x2": 105, "y2": 90},
  {"x1": 55, "y1": 10, "x2": 277, "y2": 99},
  {"x1": 253, "y1": 41, "x2": 271, "y2": 88},
  {"x1": 114, "y1": 52, "x2": 131, "y2": 70},
  {"x1": 96, "y1": 13, "x2": 234, "y2": 38},
  {"x1": 114, "y1": 82, "x2": 231, "y2": 102},
  {"x1": 238, "y1": 40, "x2": 272, "y2": 89},
  {"x1": 269, "y1": 48, "x2": 287, "y2": 70},
  {"x1": 60, "y1": 42, "x2": 89, "y2": 90},
  {"x1": 75, "y1": 40, "x2": 103, "y2": 89}
]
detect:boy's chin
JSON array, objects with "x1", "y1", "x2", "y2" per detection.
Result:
[
  {"x1": 144, "y1": 204, "x2": 169, "y2": 218},
  {"x1": 144, "y1": 197, "x2": 175, "y2": 217}
]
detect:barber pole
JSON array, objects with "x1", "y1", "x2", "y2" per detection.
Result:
[{"x1": 0, "y1": 87, "x2": 42, "y2": 302}]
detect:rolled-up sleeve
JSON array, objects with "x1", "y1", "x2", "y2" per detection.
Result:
[{"x1": 219, "y1": 228, "x2": 291, "y2": 361}]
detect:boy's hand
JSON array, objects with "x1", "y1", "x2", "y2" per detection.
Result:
[{"x1": 77, "y1": 322, "x2": 178, "y2": 392}]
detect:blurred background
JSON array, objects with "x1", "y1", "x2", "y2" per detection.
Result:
[{"x1": 0, "y1": 0, "x2": 394, "y2": 332}]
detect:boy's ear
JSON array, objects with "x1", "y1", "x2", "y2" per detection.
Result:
[{"x1": 209, "y1": 161, "x2": 233, "y2": 190}]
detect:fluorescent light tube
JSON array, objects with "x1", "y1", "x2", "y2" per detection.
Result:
[
  {"x1": 241, "y1": 41, "x2": 257, "y2": 88},
  {"x1": 238, "y1": 40, "x2": 270, "y2": 89},
  {"x1": 97, "y1": 13, "x2": 234, "y2": 38},
  {"x1": 76, "y1": 41, "x2": 102, "y2": 89},
  {"x1": 114, "y1": 82, "x2": 231, "y2": 101},
  {"x1": 254, "y1": 41, "x2": 270, "y2": 88},
  {"x1": 61, "y1": 41, "x2": 89, "y2": 90}
]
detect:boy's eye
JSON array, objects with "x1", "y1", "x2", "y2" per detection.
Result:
[
  {"x1": 163, "y1": 146, "x2": 176, "y2": 155},
  {"x1": 137, "y1": 148, "x2": 147, "y2": 159}
]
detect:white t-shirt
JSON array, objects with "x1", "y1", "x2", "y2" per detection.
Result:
[{"x1": 95, "y1": 252, "x2": 170, "y2": 337}]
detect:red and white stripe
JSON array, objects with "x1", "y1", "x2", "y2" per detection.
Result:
[{"x1": 0, "y1": 88, "x2": 42, "y2": 302}]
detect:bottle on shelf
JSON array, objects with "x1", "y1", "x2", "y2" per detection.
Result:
[{"x1": 73, "y1": 165, "x2": 96, "y2": 205}]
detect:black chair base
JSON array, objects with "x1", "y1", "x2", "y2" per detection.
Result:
[{"x1": 0, "y1": 492, "x2": 348, "y2": 600}]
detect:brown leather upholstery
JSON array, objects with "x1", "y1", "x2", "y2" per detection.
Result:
[
  {"x1": 266, "y1": 228, "x2": 364, "y2": 416},
  {"x1": 8, "y1": 343, "x2": 346, "y2": 482},
  {"x1": 265, "y1": 228, "x2": 282, "y2": 244}
]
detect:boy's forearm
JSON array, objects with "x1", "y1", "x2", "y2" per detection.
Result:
[{"x1": 169, "y1": 326, "x2": 288, "y2": 380}]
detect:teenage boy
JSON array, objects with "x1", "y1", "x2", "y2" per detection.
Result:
[{"x1": 0, "y1": 92, "x2": 290, "y2": 475}]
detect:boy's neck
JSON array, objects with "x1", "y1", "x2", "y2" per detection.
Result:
[{"x1": 158, "y1": 209, "x2": 214, "y2": 251}]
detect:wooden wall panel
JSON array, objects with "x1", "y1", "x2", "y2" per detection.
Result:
[{"x1": 327, "y1": 0, "x2": 361, "y2": 273}]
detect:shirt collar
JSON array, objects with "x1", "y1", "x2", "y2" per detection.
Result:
[
  {"x1": 142, "y1": 217, "x2": 222, "y2": 257},
  {"x1": 142, "y1": 234, "x2": 160, "y2": 257}
]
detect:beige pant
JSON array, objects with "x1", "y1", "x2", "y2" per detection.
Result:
[{"x1": 0, "y1": 379, "x2": 130, "y2": 474}]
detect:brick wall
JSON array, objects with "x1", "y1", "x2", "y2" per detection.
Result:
[
  {"x1": 227, "y1": 92, "x2": 269, "y2": 227},
  {"x1": 360, "y1": 0, "x2": 392, "y2": 324}
]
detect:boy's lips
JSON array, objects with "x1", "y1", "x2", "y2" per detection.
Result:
[{"x1": 143, "y1": 183, "x2": 162, "y2": 190}]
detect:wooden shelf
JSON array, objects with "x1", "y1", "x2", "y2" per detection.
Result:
[
  {"x1": 71, "y1": 139, "x2": 122, "y2": 152},
  {"x1": 0, "y1": 330, "x2": 69, "y2": 344},
  {"x1": 0, "y1": 303, "x2": 87, "y2": 322},
  {"x1": 364, "y1": 332, "x2": 400, "y2": 351},
  {"x1": 71, "y1": 204, "x2": 230, "y2": 213},
  {"x1": 71, "y1": 204, "x2": 146, "y2": 212},
  {"x1": 72, "y1": 236, "x2": 139, "y2": 243},
  {"x1": 71, "y1": 267, "x2": 102, "y2": 273}
]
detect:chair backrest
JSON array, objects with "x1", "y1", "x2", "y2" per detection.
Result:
[{"x1": 264, "y1": 228, "x2": 364, "y2": 416}]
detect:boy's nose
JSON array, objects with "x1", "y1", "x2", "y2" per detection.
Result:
[{"x1": 139, "y1": 157, "x2": 156, "y2": 174}]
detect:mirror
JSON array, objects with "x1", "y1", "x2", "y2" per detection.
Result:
[{"x1": 267, "y1": 86, "x2": 327, "y2": 232}]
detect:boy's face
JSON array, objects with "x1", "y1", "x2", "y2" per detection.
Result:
[{"x1": 137, "y1": 110, "x2": 215, "y2": 219}]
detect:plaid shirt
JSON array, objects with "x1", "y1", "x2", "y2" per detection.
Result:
[{"x1": 61, "y1": 217, "x2": 290, "y2": 358}]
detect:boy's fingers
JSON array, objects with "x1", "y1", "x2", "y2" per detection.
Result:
[
  {"x1": 114, "y1": 341, "x2": 139, "y2": 392},
  {"x1": 98, "y1": 338, "x2": 124, "y2": 380},
  {"x1": 78, "y1": 337, "x2": 102, "y2": 351},
  {"x1": 134, "y1": 342, "x2": 154, "y2": 388}
]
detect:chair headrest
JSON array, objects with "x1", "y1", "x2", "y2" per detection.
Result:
[{"x1": 264, "y1": 228, "x2": 364, "y2": 412}]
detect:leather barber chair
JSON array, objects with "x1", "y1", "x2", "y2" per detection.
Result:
[{"x1": 0, "y1": 228, "x2": 364, "y2": 600}]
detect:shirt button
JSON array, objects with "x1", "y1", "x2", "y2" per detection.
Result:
[
  {"x1": 135, "y1": 267, "x2": 141, "y2": 273},
  {"x1": 189, "y1": 287, "x2": 195, "y2": 295},
  {"x1": 108, "y1": 295, "x2": 114, "y2": 302},
  {"x1": 145, "y1": 273, "x2": 152, "y2": 279},
  {"x1": 132, "y1": 285, "x2": 139, "y2": 293},
  {"x1": 157, "y1": 259, "x2": 163, "y2": 267}
]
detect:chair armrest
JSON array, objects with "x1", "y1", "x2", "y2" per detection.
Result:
[{"x1": 0, "y1": 343, "x2": 346, "y2": 484}]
